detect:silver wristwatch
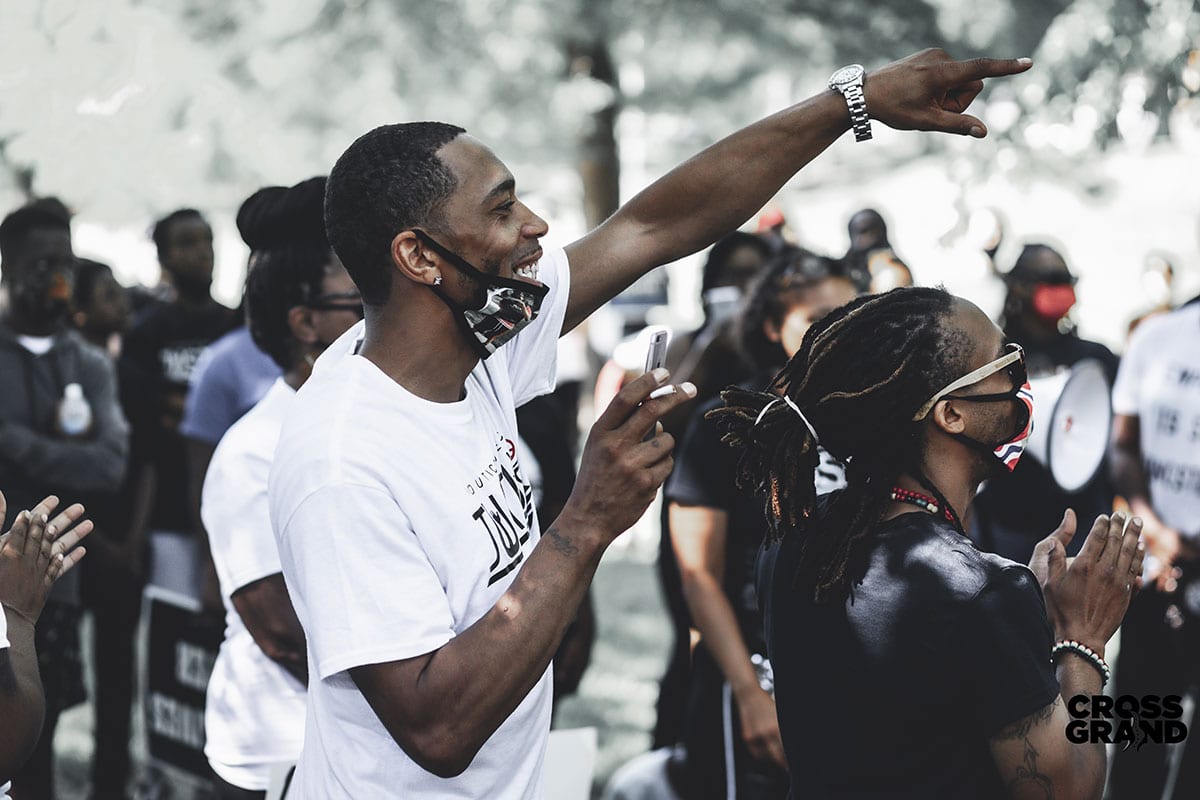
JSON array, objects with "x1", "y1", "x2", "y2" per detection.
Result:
[{"x1": 829, "y1": 64, "x2": 872, "y2": 142}]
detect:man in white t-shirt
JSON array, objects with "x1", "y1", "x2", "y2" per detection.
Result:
[
  {"x1": 0, "y1": 492, "x2": 92, "y2": 795},
  {"x1": 269, "y1": 50, "x2": 1033, "y2": 798},
  {"x1": 1108, "y1": 299, "x2": 1200, "y2": 800},
  {"x1": 201, "y1": 177, "x2": 364, "y2": 798}
]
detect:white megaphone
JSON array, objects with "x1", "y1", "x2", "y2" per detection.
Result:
[{"x1": 1026, "y1": 359, "x2": 1112, "y2": 492}]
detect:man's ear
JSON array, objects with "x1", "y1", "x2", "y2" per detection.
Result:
[
  {"x1": 390, "y1": 231, "x2": 440, "y2": 286},
  {"x1": 763, "y1": 318, "x2": 782, "y2": 344},
  {"x1": 931, "y1": 397, "x2": 968, "y2": 436},
  {"x1": 287, "y1": 305, "x2": 318, "y2": 347}
]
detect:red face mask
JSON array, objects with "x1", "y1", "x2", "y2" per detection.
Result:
[{"x1": 1032, "y1": 284, "x2": 1076, "y2": 321}]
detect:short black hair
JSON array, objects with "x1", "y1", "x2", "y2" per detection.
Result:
[
  {"x1": 0, "y1": 197, "x2": 71, "y2": 264},
  {"x1": 1007, "y1": 243, "x2": 1072, "y2": 283},
  {"x1": 240, "y1": 177, "x2": 336, "y2": 370},
  {"x1": 151, "y1": 208, "x2": 207, "y2": 261},
  {"x1": 700, "y1": 231, "x2": 771, "y2": 294},
  {"x1": 72, "y1": 257, "x2": 114, "y2": 310},
  {"x1": 738, "y1": 246, "x2": 849, "y2": 369},
  {"x1": 325, "y1": 122, "x2": 466, "y2": 306}
]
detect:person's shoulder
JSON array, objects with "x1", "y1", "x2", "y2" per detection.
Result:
[
  {"x1": 222, "y1": 380, "x2": 292, "y2": 448},
  {"x1": 204, "y1": 326, "x2": 250, "y2": 360},
  {"x1": 1130, "y1": 303, "x2": 1198, "y2": 346},
  {"x1": 878, "y1": 512, "x2": 1019, "y2": 603},
  {"x1": 57, "y1": 329, "x2": 115, "y2": 373}
]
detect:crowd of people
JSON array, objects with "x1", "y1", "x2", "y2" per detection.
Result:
[{"x1": 0, "y1": 46, "x2": 1197, "y2": 800}]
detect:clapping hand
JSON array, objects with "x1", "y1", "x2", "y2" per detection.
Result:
[
  {"x1": 865, "y1": 48, "x2": 1033, "y2": 138},
  {"x1": 1030, "y1": 509, "x2": 1145, "y2": 654},
  {"x1": 0, "y1": 491, "x2": 93, "y2": 625}
]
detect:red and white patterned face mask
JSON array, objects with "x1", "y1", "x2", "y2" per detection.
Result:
[{"x1": 992, "y1": 381, "x2": 1034, "y2": 470}]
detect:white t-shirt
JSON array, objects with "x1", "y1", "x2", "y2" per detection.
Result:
[
  {"x1": 1, "y1": 604, "x2": 11, "y2": 799},
  {"x1": 202, "y1": 378, "x2": 306, "y2": 790},
  {"x1": 269, "y1": 247, "x2": 571, "y2": 799},
  {"x1": 1111, "y1": 303, "x2": 1200, "y2": 538}
]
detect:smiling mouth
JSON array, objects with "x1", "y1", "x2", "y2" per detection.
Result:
[{"x1": 512, "y1": 250, "x2": 543, "y2": 283}]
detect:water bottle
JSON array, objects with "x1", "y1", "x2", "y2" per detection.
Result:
[{"x1": 59, "y1": 383, "x2": 92, "y2": 436}]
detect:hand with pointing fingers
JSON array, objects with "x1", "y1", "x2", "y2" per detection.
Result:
[
  {"x1": 0, "y1": 491, "x2": 93, "y2": 625},
  {"x1": 864, "y1": 49, "x2": 1033, "y2": 138}
]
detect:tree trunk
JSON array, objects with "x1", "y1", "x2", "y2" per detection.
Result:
[{"x1": 566, "y1": 37, "x2": 620, "y2": 231}]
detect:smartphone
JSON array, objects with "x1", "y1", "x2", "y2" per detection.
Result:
[
  {"x1": 643, "y1": 326, "x2": 670, "y2": 375},
  {"x1": 642, "y1": 326, "x2": 671, "y2": 440}
]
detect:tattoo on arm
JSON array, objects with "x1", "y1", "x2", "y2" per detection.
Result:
[
  {"x1": 996, "y1": 698, "x2": 1059, "y2": 799},
  {"x1": 995, "y1": 698, "x2": 1059, "y2": 740},
  {"x1": 546, "y1": 527, "x2": 579, "y2": 557}
]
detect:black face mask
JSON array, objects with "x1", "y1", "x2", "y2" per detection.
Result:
[
  {"x1": 12, "y1": 257, "x2": 75, "y2": 322},
  {"x1": 413, "y1": 230, "x2": 548, "y2": 360},
  {"x1": 946, "y1": 380, "x2": 1034, "y2": 476}
]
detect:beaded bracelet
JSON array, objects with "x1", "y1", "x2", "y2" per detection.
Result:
[{"x1": 1051, "y1": 640, "x2": 1111, "y2": 687}]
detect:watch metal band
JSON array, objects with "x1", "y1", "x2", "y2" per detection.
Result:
[{"x1": 842, "y1": 84, "x2": 872, "y2": 142}]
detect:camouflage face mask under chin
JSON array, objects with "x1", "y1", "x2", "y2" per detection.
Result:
[{"x1": 413, "y1": 229, "x2": 548, "y2": 360}]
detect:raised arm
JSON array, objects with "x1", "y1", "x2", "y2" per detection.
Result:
[
  {"x1": 350, "y1": 371, "x2": 695, "y2": 777},
  {"x1": 0, "y1": 494, "x2": 91, "y2": 778},
  {"x1": 561, "y1": 49, "x2": 1032, "y2": 332}
]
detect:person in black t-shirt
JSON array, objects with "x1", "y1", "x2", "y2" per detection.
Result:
[
  {"x1": 120, "y1": 209, "x2": 237, "y2": 602},
  {"x1": 711, "y1": 287, "x2": 1145, "y2": 799},
  {"x1": 666, "y1": 249, "x2": 856, "y2": 799},
  {"x1": 973, "y1": 243, "x2": 1120, "y2": 564}
]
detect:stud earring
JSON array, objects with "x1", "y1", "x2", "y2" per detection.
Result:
[{"x1": 433, "y1": 275, "x2": 443, "y2": 286}]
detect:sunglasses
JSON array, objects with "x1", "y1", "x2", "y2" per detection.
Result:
[
  {"x1": 912, "y1": 342, "x2": 1026, "y2": 421},
  {"x1": 307, "y1": 290, "x2": 364, "y2": 319}
]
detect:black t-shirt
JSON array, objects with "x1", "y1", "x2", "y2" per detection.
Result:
[
  {"x1": 973, "y1": 333, "x2": 1120, "y2": 563},
  {"x1": 757, "y1": 501, "x2": 1060, "y2": 800},
  {"x1": 667, "y1": 382, "x2": 847, "y2": 654},
  {"x1": 666, "y1": 389, "x2": 773, "y2": 654},
  {"x1": 120, "y1": 299, "x2": 237, "y2": 531}
]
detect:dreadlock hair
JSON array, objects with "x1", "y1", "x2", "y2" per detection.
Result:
[
  {"x1": 238, "y1": 177, "x2": 336, "y2": 370},
  {"x1": 737, "y1": 245, "x2": 850, "y2": 371},
  {"x1": 325, "y1": 122, "x2": 466, "y2": 306},
  {"x1": 0, "y1": 197, "x2": 71, "y2": 265},
  {"x1": 709, "y1": 286, "x2": 973, "y2": 602},
  {"x1": 151, "y1": 208, "x2": 207, "y2": 262}
]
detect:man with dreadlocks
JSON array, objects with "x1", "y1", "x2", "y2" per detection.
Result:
[{"x1": 714, "y1": 288, "x2": 1145, "y2": 799}]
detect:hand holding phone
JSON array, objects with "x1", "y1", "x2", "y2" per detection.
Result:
[{"x1": 642, "y1": 327, "x2": 671, "y2": 439}]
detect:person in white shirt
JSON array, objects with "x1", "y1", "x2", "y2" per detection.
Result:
[
  {"x1": 1107, "y1": 299, "x2": 1200, "y2": 800},
  {"x1": 269, "y1": 50, "x2": 1034, "y2": 798},
  {"x1": 0, "y1": 492, "x2": 92, "y2": 797},
  {"x1": 200, "y1": 178, "x2": 364, "y2": 800}
]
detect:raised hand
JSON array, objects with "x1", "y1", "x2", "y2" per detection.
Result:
[
  {"x1": 0, "y1": 493, "x2": 93, "y2": 624},
  {"x1": 864, "y1": 48, "x2": 1033, "y2": 138},
  {"x1": 564, "y1": 369, "x2": 696, "y2": 543},
  {"x1": 1039, "y1": 511, "x2": 1145, "y2": 654}
]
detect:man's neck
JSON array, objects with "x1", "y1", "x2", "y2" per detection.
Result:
[
  {"x1": 4, "y1": 310, "x2": 61, "y2": 338},
  {"x1": 884, "y1": 459, "x2": 978, "y2": 528},
  {"x1": 174, "y1": 292, "x2": 214, "y2": 313},
  {"x1": 357, "y1": 296, "x2": 480, "y2": 404}
]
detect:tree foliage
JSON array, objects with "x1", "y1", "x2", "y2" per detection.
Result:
[{"x1": 1, "y1": 0, "x2": 1196, "y2": 223}]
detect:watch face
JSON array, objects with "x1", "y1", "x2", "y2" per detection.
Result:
[{"x1": 830, "y1": 65, "x2": 864, "y2": 86}]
